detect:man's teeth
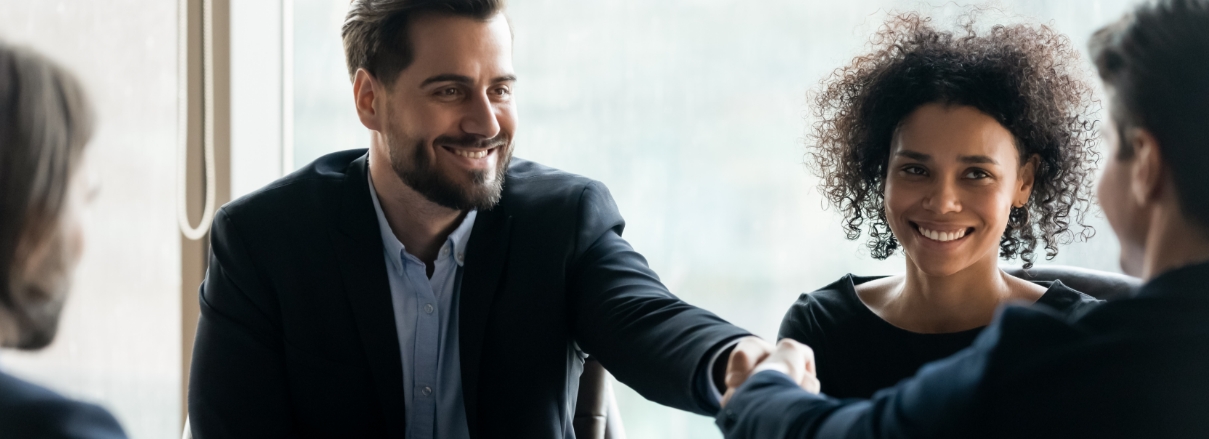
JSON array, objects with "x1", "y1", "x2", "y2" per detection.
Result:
[
  {"x1": 452, "y1": 149, "x2": 489, "y2": 159},
  {"x1": 919, "y1": 226, "x2": 968, "y2": 242}
]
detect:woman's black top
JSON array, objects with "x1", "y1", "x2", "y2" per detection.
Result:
[{"x1": 778, "y1": 274, "x2": 1102, "y2": 399}]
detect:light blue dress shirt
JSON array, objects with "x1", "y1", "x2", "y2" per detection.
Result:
[{"x1": 369, "y1": 175, "x2": 475, "y2": 439}]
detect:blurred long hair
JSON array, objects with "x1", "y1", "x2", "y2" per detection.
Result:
[{"x1": 0, "y1": 42, "x2": 94, "y2": 349}]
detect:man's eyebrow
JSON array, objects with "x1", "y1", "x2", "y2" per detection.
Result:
[
  {"x1": 418, "y1": 73, "x2": 518, "y2": 87},
  {"x1": 958, "y1": 155, "x2": 998, "y2": 165},
  {"x1": 896, "y1": 150, "x2": 931, "y2": 161},
  {"x1": 419, "y1": 74, "x2": 473, "y2": 87}
]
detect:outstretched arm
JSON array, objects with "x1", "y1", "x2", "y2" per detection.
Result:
[
  {"x1": 567, "y1": 181, "x2": 752, "y2": 416},
  {"x1": 718, "y1": 335, "x2": 993, "y2": 439}
]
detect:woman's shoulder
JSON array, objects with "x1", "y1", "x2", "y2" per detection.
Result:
[
  {"x1": 1035, "y1": 280, "x2": 1105, "y2": 318},
  {"x1": 0, "y1": 370, "x2": 127, "y2": 438},
  {"x1": 779, "y1": 274, "x2": 884, "y2": 340}
]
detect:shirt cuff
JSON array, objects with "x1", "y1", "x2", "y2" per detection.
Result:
[{"x1": 700, "y1": 337, "x2": 745, "y2": 407}]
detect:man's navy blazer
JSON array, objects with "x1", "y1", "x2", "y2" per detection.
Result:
[{"x1": 188, "y1": 150, "x2": 749, "y2": 438}]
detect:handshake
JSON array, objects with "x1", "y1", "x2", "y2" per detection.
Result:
[{"x1": 721, "y1": 337, "x2": 820, "y2": 407}]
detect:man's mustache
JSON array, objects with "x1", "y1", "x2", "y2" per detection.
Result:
[{"x1": 434, "y1": 134, "x2": 509, "y2": 150}]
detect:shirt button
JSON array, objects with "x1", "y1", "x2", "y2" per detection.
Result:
[
  {"x1": 424, "y1": 303, "x2": 434, "y2": 314},
  {"x1": 457, "y1": 252, "x2": 464, "y2": 262},
  {"x1": 440, "y1": 247, "x2": 450, "y2": 256},
  {"x1": 422, "y1": 386, "x2": 433, "y2": 396}
]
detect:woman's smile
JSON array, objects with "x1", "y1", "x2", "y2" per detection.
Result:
[{"x1": 910, "y1": 221, "x2": 974, "y2": 244}]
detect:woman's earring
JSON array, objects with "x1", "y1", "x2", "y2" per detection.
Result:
[{"x1": 1010, "y1": 206, "x2": 1030, "y2": 228}]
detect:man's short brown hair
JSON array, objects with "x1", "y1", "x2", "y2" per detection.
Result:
[
  {"x1": 342, "y1": 0, "x2": 505, "y2": 86},
  {"x1": 1089, "y1": 0, "x2": 1209, "y2": 230}
]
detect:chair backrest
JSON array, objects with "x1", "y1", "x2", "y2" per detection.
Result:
[
  {"x1": 575, "y1": 357, "x2": 626, "y2": 439},
  {"x1": 1003, "y1": 264, "x2": 1141, "y2": 301},
  {"x1": 182, "y1": 358, "x2": 626, "y2": 439}
]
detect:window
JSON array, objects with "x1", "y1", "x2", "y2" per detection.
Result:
[{"x1": 0, "y1": 1, "x2": 1136, "y2": 438}]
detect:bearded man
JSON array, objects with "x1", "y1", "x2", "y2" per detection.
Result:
[{"x1": 186, "y1": 1, "x2": 764, "y2": 438}]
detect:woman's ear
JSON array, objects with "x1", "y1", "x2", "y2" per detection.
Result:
[{"x1": 1015, "y1": 154, "x2": 1040, "y2": 207}]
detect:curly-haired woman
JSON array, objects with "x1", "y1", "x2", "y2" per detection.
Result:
[{"x1": 778, "y1": 12, "x2": 1103, "y2": 399}]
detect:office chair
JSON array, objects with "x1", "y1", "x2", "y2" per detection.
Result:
[{"x1": 1004, "y1": 264, "x2": 1140, "y2": 301}]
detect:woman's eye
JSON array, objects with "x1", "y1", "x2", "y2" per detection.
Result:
[
  {"x1": 964, "y1": 169, "x2": 991, "y2": 179},
  {"x1": 902, "y1": 165, "x2": 927, "y2": 176}
]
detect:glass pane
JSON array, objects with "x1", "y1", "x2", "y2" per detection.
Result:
[
  {"x1": 0, "y1": 1, "x2": 183, "y2": 438},
  {"x1": 292, "y1": 0, "x2": 370, "y2": 170}
]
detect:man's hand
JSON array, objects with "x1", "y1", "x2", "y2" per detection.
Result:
[
  {"x1": 721, "y1": 338, "x2": 820, "y2": 407},
  {"x1": 719, "y1": 337, "x2": 773, "y2": 407}
]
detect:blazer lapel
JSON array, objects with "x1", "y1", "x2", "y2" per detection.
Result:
[
  {"x1": 329, "y1": 154, "x2": 407, "y2": 438},
  {"x1": 458, "y1": 203, "x2": 513, "y2": 439}
]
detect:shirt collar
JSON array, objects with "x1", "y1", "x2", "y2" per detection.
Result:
[
  {"x1": 367, "y1": 170, "x2": 477, "y2": 271},
  {"x1": 447, "y1": 210, "x2": 477, "y2": 267}
]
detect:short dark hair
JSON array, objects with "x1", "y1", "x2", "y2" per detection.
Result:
[
  {"x1": 0, "y1": 42, "x2": 93, "y2": 349},
  {"x1": 808, "y1": 12, "x2": 1099, "y2": 268},
  {"x1": 342, "y1": 0, "x2": 505, "y2": 86},
  {"x1": 1090, "y1": 0, "x2": 1209, "y2": 230}
]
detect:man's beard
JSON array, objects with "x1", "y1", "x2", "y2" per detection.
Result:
[{"x1": 387, "y1": 130, "x2": 511, "y2": 211}]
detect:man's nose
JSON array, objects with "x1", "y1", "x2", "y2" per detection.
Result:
[{"x1": 460, "y1": 91, "x2": 501, "y2": 139}]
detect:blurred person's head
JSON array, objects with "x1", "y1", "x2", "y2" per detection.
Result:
[
  {"x1": 0, "y1": 42, "x2": 94, "y2": 350},
  {"x1": 1091, "y1": 0, "x2": 1209, "y2": 278},
  {"x1": 344, "y1": 0, "x2": 514, "y2": 211},
  {"x1": 808, "y1": 12, "x2": 1099, "y2": 276}
]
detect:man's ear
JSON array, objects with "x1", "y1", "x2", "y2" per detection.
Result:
[
  {"x1": 1015, "y1": 154, "x2": 1040, "y2": 207},
  {"x1": 353, "y1": 68, "x2": 383, "y2": 131},
  {"x1": 1129, "y1": 128, "x2": 1166, "y2": 206}
]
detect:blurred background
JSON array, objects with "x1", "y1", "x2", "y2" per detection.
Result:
[{"x1": 0, "y1": 0, "x2": 1135, "y2": 437}]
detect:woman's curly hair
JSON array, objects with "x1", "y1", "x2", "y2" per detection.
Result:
[{"x1": 808, "y1": 12, "x2": 1099, "y2": 269}]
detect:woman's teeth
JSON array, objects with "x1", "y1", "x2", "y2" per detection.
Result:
[
  {"x1": 452, "y1": 148, "x2": 489, "y2": 159},
  {"x1": 919, "y1": 226, "x2": 968, "y2": 242}
]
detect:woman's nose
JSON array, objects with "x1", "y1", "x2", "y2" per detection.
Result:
[{"x1": 922, "y1": 180, "x2": 962, "y2": 214}]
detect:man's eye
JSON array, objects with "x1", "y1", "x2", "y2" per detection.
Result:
[{"x1": 437, "y1": 88, "x2": 461, "y2": 97}]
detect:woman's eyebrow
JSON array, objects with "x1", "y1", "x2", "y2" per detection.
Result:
[
  {"x1": 895, "y1": 150, "x2": 930, "y2": 161},
  {"x1": 958, "y1": 155, "x2": 998, "y2": 164}
]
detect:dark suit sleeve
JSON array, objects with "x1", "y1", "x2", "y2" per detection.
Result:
[
  {"x1": 717, "y1": 315, "x2": 1014, "y2": 438},
  {"x1": 5, "y1": 403, "x2": 128, "y2": 439},
  {"x1": 188, "y1": 208, "x2": 295, "y2": 438},
  {"x1": 35, "y1": 401, "x2": 127, "y2": 439},
  {"x1": 567, "y1": 181, "x2": 751, "y2": 416},
  {"x1": 0, "y1": 373, "x2": 127, "y2": 439}
]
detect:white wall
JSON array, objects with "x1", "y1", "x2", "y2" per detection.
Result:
[{"x1": 231, "y1": 0, "x2": 285, "y2": 199}]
